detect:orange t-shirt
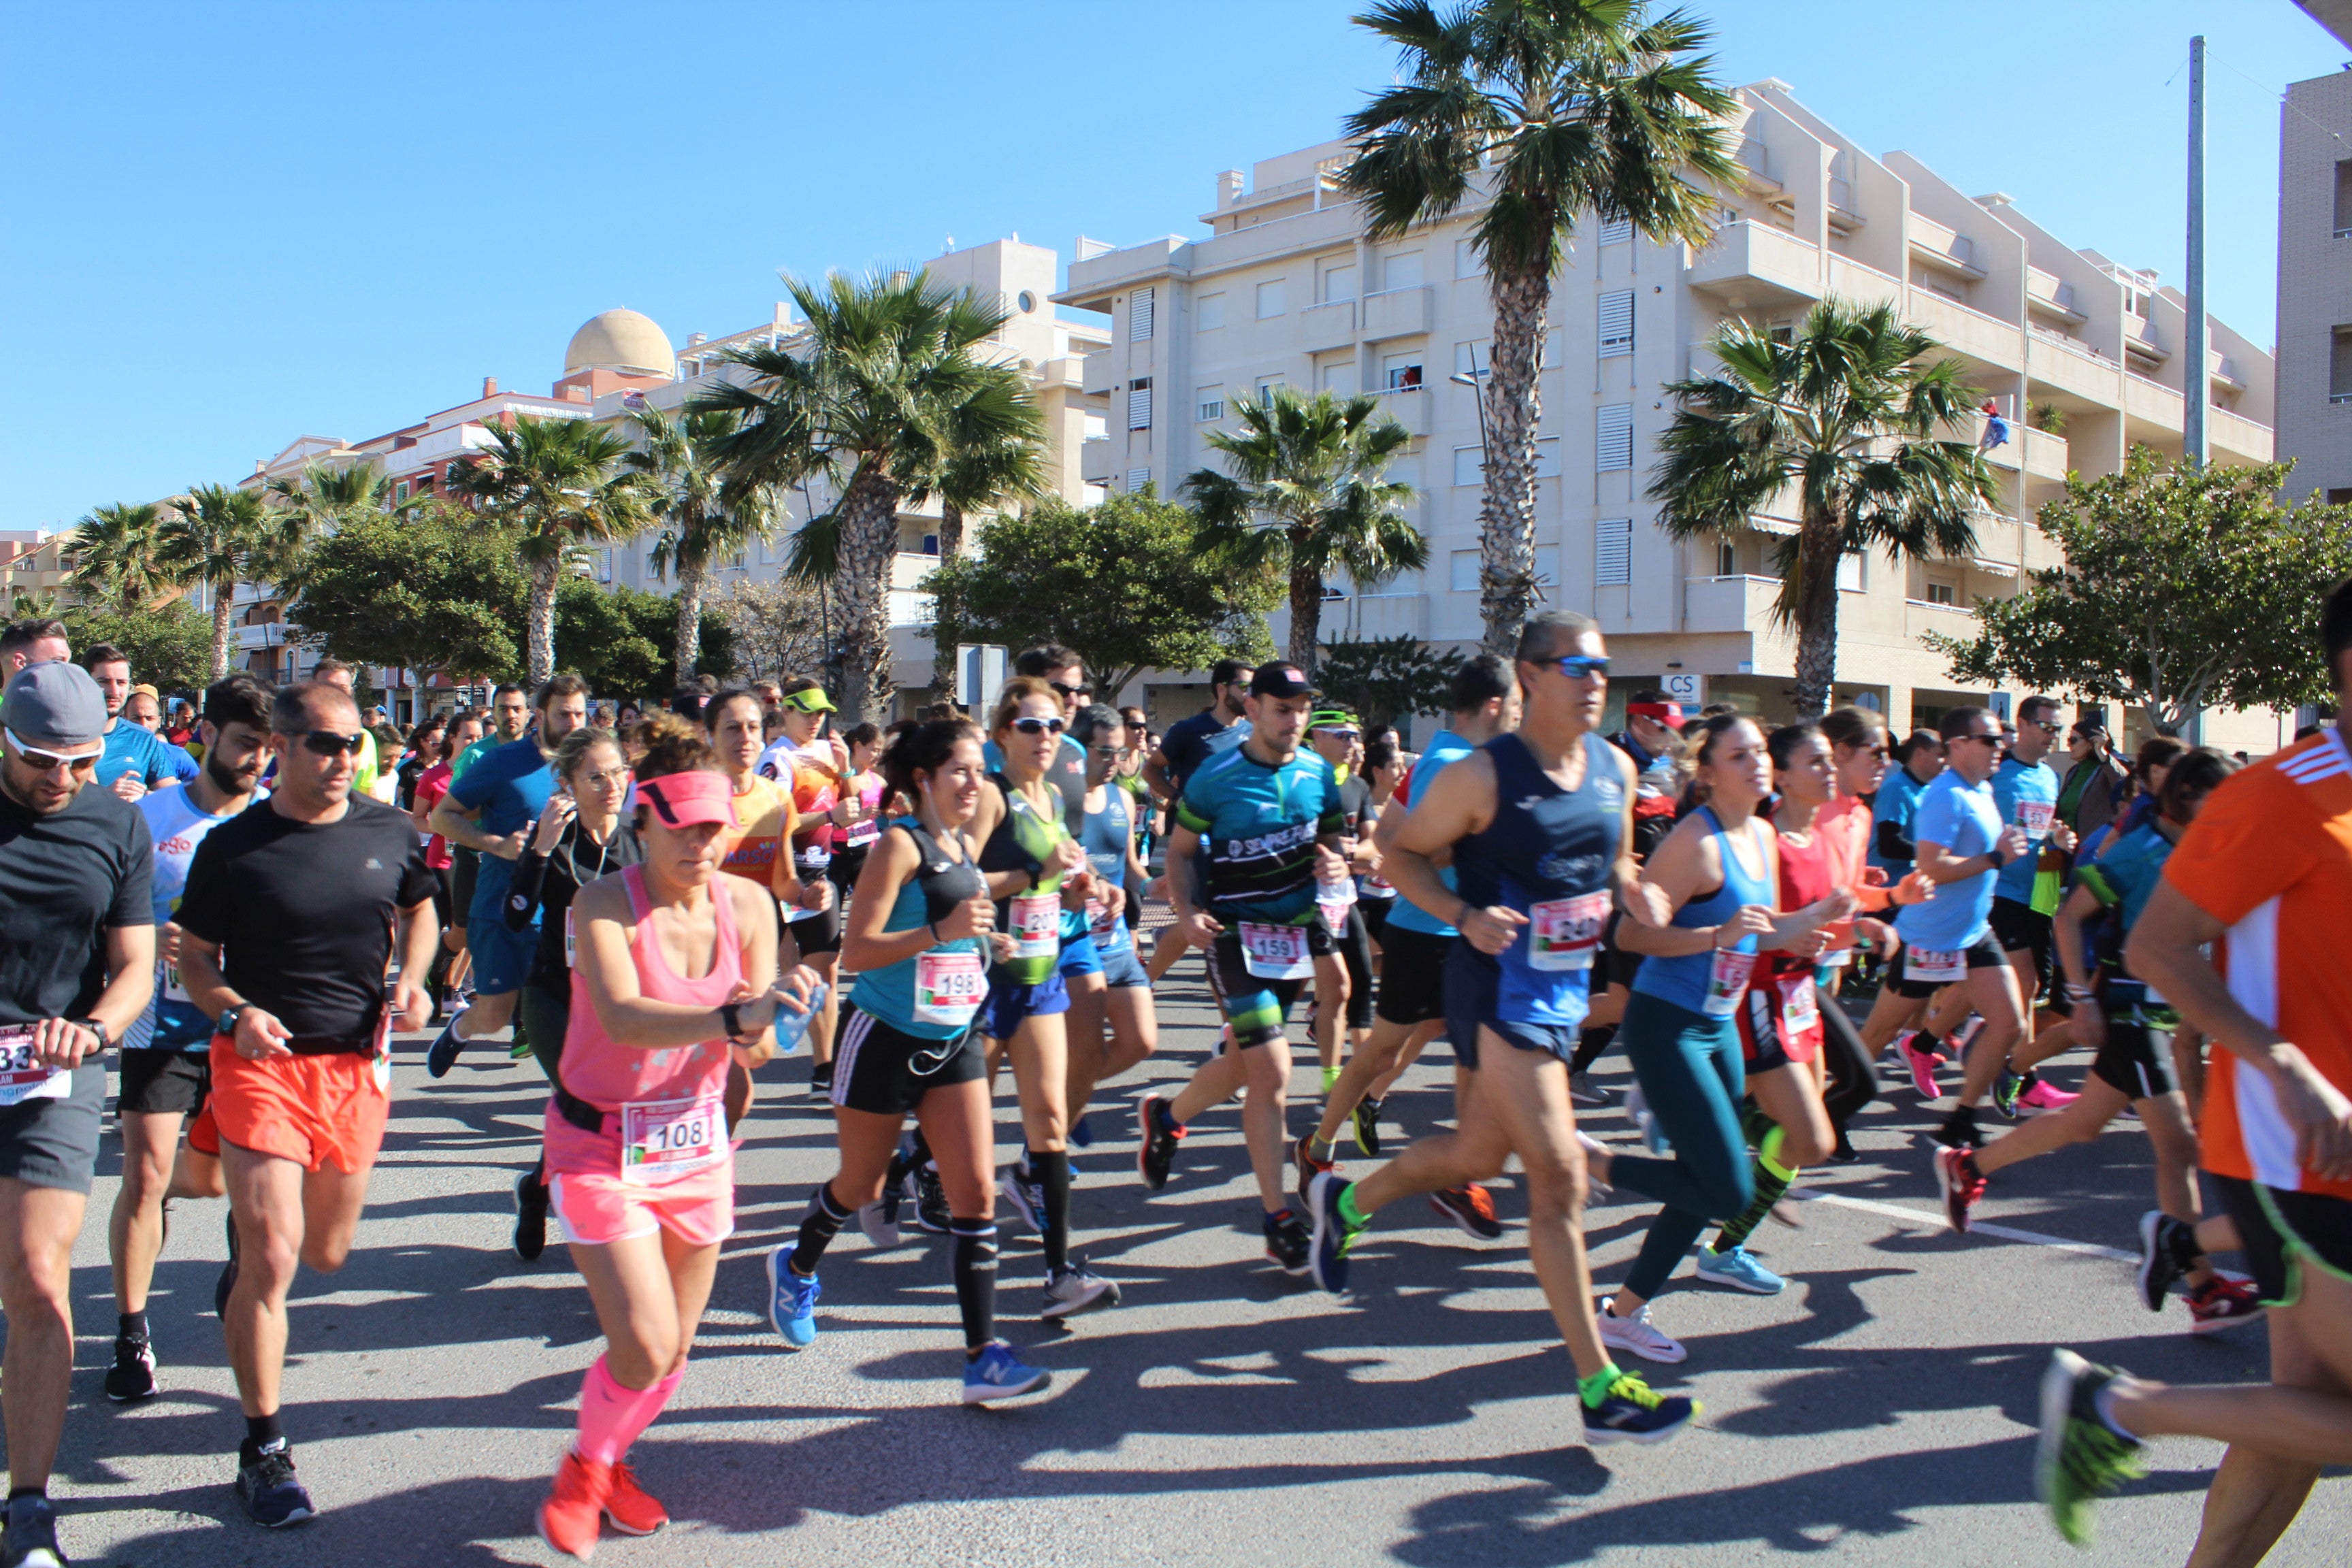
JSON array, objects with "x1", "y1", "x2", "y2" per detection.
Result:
[
  {"x1": 718, "y1": 776, "x2": 796, "y2": 892},
  {"x1": 2161, "y1": 729, "x2": 2352, "y2": 1199}
]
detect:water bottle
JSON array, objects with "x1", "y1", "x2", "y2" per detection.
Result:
[{"x1": 772, "y1": 981, "x2": 828, "y2": 1057}]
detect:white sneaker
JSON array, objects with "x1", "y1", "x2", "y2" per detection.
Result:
[
  {"x1": 1575, "y1": 1130, "x2": 1614, "y2": 1191},
  {"x1": 1041, "y1": 1260, "x2": 1122, "y2": 1319},
  {"x1": 857, "y1": 1200, "x2": 900, "y2": 1250},
  {"x1": 1597, "y1": 1296, "x2": 1688, "y2": 1364}
]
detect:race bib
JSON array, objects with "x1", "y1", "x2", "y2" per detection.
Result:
[
  {"x1": 846, "y1": 815, "x2": 881, "y2": 849},
  {"x1": 1778, "y1": 974, "x2": 1820, "y2": 1030},
  {"x1": 1238, "y1": 921, "x2": 1313, "y2": 979},
  {"x1": 1316, "y1": 879, "x2": 1356, "y2": 934},
  {"x1": 2016, "y1": 800, "x2": 2055, "y2": 838},
  {"x1": 163, "y1": 962, "x2": 192, "y2": 1004},
  {"x1": 1906, "y1": 946, "x2": 1965, "y2": 983},
  {"x1": 1528, "y1": 892, "x2": 1611, "y2": 972},
  {"x1": 564, "y1": 907, "x2": 576, "y2": 968},
  {"x1": 913, "y1": 951, "x2": 985, "y2": 1028},
  {"x1": 1703, "y1": 949, "x2": 1757, "y2": 1017},
  {"x1": 621, "y1": 1093, "x2": 725, "y2": 1185},
  {"x1": 0, "y1": 1028, "x2": 73, "y2": 1109},
  {"x1": 1010, "y1": 893, "x2": 1060, "y2": 959}
]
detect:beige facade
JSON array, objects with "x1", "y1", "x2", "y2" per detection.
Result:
[
  {"x1": 2276, "y1": 67, "x2": 2352, "y2": 507},
  {"x1": 1059, "y1": 79, "x2": 2289, "y2": 751}
]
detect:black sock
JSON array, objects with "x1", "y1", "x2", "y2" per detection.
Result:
[
  {"x1": 118, "y1": 1309, "x2": 148, "y2": 1342},
  {"x1": 1740, "y1": 1102, "x2": 1775, "y2": 1151},
  {"x1": 790, "y1": 1182, "x2": 853, "y2": 1275},
  {"x1": 905, "y1": 1128, "x2": 933, "y2": 1169},
  {"x1": 1569, "y1": 1025, "x2": 1616, "y2": 1076},
  {"x1": 1030, "y1": 1149, "x2": 1071, "y2": 1274},
  {"x1": 1153, "y1": 1100, "x2": 1182, "y2": 1136},
  {"x1": 242, "y1": 1411, "x2": 284, "y2": 1463},
  {"x1": 810, "y1": 1060, "x2": 834, "y2": 1088},
  {"x1": 6, "y1": 1487, "x2": 45, "y2": 1503},
  {"x1": 951, "y1": 1220, "x2": 998, "y2": 1352},
  {"x1": 2168, "y1": 1221, "x2": 2204, "y2": 1271}
]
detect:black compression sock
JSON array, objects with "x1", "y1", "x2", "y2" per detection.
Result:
[
  {"x1": 5, "y1": 1487, "x2": 45, "y2": 1503},
  {"x1": 1715, "y1": 1143, "x2": 1797, "y2": 1252},
  {"x1": 1030, "y1": 1149, "x2": 1071, "y2": 1274},
  {"x1": 1740, "y1": 1103, "x2": 1776, "y2": 1151},
  {"x1": 951, "y1": 1220, "x2": 998, "y2": 1351},
  {"x1": 1569, "y1": 1025, "x2": 1616, "y2": 1076},
  {"x1": 905, "y1": 1128, "x2": 934, "y2": 1169},
  {"x1": 118, "y1": 1310, "x2": 148, "y2": 1342},
  {"x1": 790, "y1": 1183, "x2": 853, "y2": 1275},
  {"x1": 241, "y1": 1412, "x2": 284, "y2": 1465}
]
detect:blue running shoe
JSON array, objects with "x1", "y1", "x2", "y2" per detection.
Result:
[
  {"x1": 1582, "y1": 1372, "x2": 1697, "y2": 1446},
  {"x1": 765, "y1": 1246, "x2": 819, "y2": 1348},
  {"x1": 236, "y1": 1441, "x2": 315, "y2": 1527},
  {"x1": 425, "y1": 1007, "x2": 470, "y2": 1079},
  {"x1": 1070, "y1": 1113, "x2": 1095, "y2": 1148},
  {"x1": 962, "y1": 1341, "x2": 1051, "y2": 1404},
  {"x1": 1694, "y1": 1243, "x2": 1785, "y2": 1295},
  {"x1": 1307, "y1": 1172, "x2": 1365, "y2": 1294}
]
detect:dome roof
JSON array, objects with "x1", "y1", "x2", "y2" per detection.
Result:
[{"x1": 563, "y1": 308, "x2": 676, "y2": 377}]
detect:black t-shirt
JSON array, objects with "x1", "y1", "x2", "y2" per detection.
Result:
[
  {"x1": 505, "y1": 820, "x2": 644, "y2": 994},
  {"x1": 177, "y1": 796, "x2": 438, "y2": 1041},
  {"x1": 0, "y1": 783, "x2": 152, "y2": 1027},
  {"x1": 1335, "y1": 774, "x2": 1375, "y2": 840},
  {"x1": 1159, "y1": 708, "x2": 1234, "y2": 796}
]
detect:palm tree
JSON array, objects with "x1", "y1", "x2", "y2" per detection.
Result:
[
  {"x1": 928, "y1": 395, "x2": 1049, "y2": 696},
  {"x1": 446, "y1": 414, "x2": 653, "y2": 685},
  {"x1": 159, "y1": 484, "x2": 272, "y2": 677},
  {"x1": 1185, "y1": 387, "x2": 1426, "y2": 672},
  {"x1": 693, "y1": 270, "x2": 1045, "y2": 723},
  {"x1": 1649, "y1": 299, "x2": 1999, "y2": 716},
  {"x1": 255, "y1": 460, "x2": 385, "y2": 615},
  {"x1": 63, "y1": 502, "x2": 171, "y2": 614},
  {"x1": 625, "y1": 404, "x2": 778, "y2": 686},
  {"x1": 1340, "y1": 0, "x2": 1740, "y2": 653}
]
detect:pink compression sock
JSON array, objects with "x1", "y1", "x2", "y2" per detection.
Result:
[{"x1": 576, "y1": 1356, "x2": 686, "y2": 1465}]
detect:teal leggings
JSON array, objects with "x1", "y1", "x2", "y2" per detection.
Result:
[{"x1": 1610, "y1": 990, "x2": 1754, "y2": 1300}]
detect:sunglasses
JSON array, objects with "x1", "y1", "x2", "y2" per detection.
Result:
[
  {"x1": 1316, "y1": 729, "x2": 1362, "y2": 742},
  {"x1": 2029, "y1": 720, "x2": 2061, "y2": 736},
  {"x1": 5, "y1": 728, "x2": 99, "y2": 774},
  {"x1": 1010, "y1": 716, "x2": 1066, "y2": 736},
  {"x1": 1554, "y1": 655, "x2": 1611, "y2": 680},
  {"x1": 292, "y1": 730, "x2": 370, "y2": 757},
  {"x1": 1955, "y1": 732, "x2": 2003, "y2": 747},
  {"x1": 1048, "y1": 682, "x2": 1092, "y2": 701}
]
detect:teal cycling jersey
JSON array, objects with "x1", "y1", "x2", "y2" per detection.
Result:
[{"x1": 1175, "y1": 742, "x2": 1343, "y2": 927}]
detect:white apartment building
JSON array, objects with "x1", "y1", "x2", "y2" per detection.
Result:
[
  {"x1": 1060, "y1": 79, "x2": 2286, "y2": 751},
  {"x1": 2276, "y1": 63, "x2": 2352, "y2": 506}
]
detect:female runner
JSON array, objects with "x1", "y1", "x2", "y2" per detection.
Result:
[
  {"x1": 535, "y1": 713, "x2": 818, "y2": 1558},
  {"x1": 767, "y1": 717, "x2": 1060, "y2": 1401}
]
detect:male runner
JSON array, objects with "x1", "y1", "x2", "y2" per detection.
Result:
[
  {"x1": 1143, "y1": 658, "x2": 1252, "y2": 984},
  {"x1": 1066, "y1": 704, "x2": 1156, "y2": 1128},
  {"x1": 310, "y1": 659, "x2": 383, "y2": 800},
  {"x1": 1135, "y1": 662, "x2": 1348, "y2": 1272},
  {"x1": 1296, "y1": 655, "x2": 1520, "y2": 1241},
  {"x1": 177, "y1": 679, "x2": 438, "y2": 1526},
  {"x1": 1300, "y1": 612, "x2": 1693, "y2": 1445},
  {"x1": 1304, "y1": 710, "x2": 1371, "y2": 1090},
  {"x1": 1606, "y1": 688, "x2": 1682, "y2": 773},
  {"x1": 106, "y1": 675, "x2": 271, "y2": 1403},
  {"x1": 425, "y1": 674, "x2": 588, "y2": 1072},
  {"x1": 84, "y1": 643, "x2": 195, "y2": 802},
  {"x1": 1869, "y1": 729, "x2": 1942, "y2": 879},
  {"x1": 0, "y1": 619, "x2": 71, "y2": 680},
  {"x1": 0, "y1": 662, "x2": 156, "y2": 1568},
  {"x1": 1980, "y1": 693, "x2": 2079, "y2": 1115},
  {"x1": 2037, "y1": 579, "x2": 2352, "y2": 1555}
]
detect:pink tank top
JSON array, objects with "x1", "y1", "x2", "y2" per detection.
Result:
[{"x1": 559, "y1": 864, "x2": 742, "y2": 1112}]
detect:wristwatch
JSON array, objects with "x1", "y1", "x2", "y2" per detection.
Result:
[
  {"x1": 73, "y1": 1017, "x2": 110, "y2": 1051},
  {"x1": 216, "y1": 1004, "x2": 246, "y2": 1040},
  {"x1": 720, "y1": 1002, "x2": 745, "y2": 1039}
]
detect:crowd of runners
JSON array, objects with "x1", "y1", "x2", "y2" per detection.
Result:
[{"x1": 0, "y1": 600, "x2": 2347, "y2": 1565}]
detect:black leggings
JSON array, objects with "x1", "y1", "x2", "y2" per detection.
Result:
[
  {"x1": 1337, "y1": 906, "x2": 1374, "y2": 1031},
  {"x1": 1816, "y1": 980, "x2": 1876, "y2": 1137}
]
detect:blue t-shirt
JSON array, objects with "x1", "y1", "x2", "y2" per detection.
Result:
[
  {"x1": 1387, "y1": 728, "x2": 1477, "y2": 937},
  {"x1": 1894, "y1": 770, "x2": 2003, "y2": 951},
  {"x1": 2076, "y1": 821, "x2": 2172, "y2": 935},
  {"x1": 1869, "y1": 766, "x2": 1929, "y2": 875},
  {"x1": 124, "y1": 786, "x2": 247, "y2": 1050},
  {"x1": 97, "y1": 721, "x2": 195, "y2": 791},
  {"x1": 1079, "y1": 784, "x2": 1136, "y2": 954},
  {"x1": 1175, "y1": 742, "x2": 1343, "y2": 927},
  {"x1": 446, "y1": 737, "x2": 556, "y2": 921},
  {"x1": 1991, "y1": 756, "x2": 2059, "y2": 904}
]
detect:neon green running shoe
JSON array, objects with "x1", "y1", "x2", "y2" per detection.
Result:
[{"x1": 2036, "y1": 1349, "x2": 2146, "y2": 1547}]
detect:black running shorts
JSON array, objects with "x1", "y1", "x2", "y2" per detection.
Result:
[{"x1": 117, "y1": 1049, "x2": 210, "y2": 1117}]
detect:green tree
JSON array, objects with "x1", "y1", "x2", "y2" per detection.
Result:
[
  {"x1": 1184, "y1": 387, "x2": 1425, "y2": 674},
  {"x1": 159, "y1": 483, "x2": 273, "y2": 678},
  {"x1": 262, "y1": 459, "x2": 396, "y2": 602},
  {"x1": 1650, "y1": 300, "x2": 1998, "y2": 716},
  {"x1": 293, "y1": 502, "x2": 529, "y2": 681},
  {"x1": 60, "y1": 600, "x2": 214, "y2": 695},
  {"x1": 624, "y1": 404, "x2": 776, "y2": 686},
  {"x1": 1925, "y1": 452, "x2": 2352, "y2": 732},
  {"x1": 62, "y1": 502, "x2": 172, "y2": 614},
  {"x1": 446, "y1": 414, "x2": 655, "y2": 685},
  {"x1": 923, "y1": 493, "x2": 1278, "y2": 701},
  {"x1": 695, "y1": 269, "x2": 1047, "y2": 722},
  {"x1": 1341, "y1": 0, "x2": 1739, "y2": 653},
  {"x1": 1316, "y1": 634, "x2": 1467, "y2": 731},
  {"x1": 555, "y1": 581, "x2": 736, "y2": 701}
]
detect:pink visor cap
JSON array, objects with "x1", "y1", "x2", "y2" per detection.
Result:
[{"x1": 636, "y1": 770, "x2": 740, "y2": 829}]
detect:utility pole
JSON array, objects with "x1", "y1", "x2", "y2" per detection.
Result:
[{"x1": 2185, "y1": 34, "x2": 2209, "y2": 472}]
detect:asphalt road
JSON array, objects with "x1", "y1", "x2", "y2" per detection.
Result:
[{"x1": 33, "y1": 966, "x2": 2352, "y2": 1567}]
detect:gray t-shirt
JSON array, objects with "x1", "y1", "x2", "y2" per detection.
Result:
[{"x1": 0, "y1": 782, "x2": 153, "y2": 1026}]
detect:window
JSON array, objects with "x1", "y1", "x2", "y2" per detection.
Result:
[
  {"x1": 1017, "y1": 291, "x2": 1037, "y2": 313},
  {"x1": 921, "y1": 534, "x2": 941, "y2": 555},
  {"x1": 1453, "y1": 446, "x2": 1485, "y2": 487},
  {"x1": 1387, "y1": 457, "x2": 1421, "y2": 494},
  {"x1": 1256, "y1": 280, "x2": 1288, "y2": 318},
  {"x1": 1449, "y1": 550, "x2": 1481, "y2": 591},
  {"x1": 1383, "y1": 353, "x2": 1423, "y2": 391},
  {"x1": 1597, "y1": 404, "x2": 1634, "y2": 471},
  {"x1": 1533, "y1": 436, "x2": 1562, "y2": 478},
  {"x1": 1453, "y1": 340, "x2": 1492, "y2": 378},
  {"x1": 1197, "y1": 292, "x2": 1226, "y2": 331},
  {"x1": 1256, "y1": 376, "x2": 1285, "y2": 406},
  {"x1": 2336, "y1": 159, "x2": 2352, "y2": 236},
  {"x1": 1596, "y1": 518, "x2": 1633, "y2": 586},
  {"x1": 2331, "y1": 487, "x2": 2352, "y2": 506},
  {"x1": 1197, "y1": 386, "x2": 1224, "y2": 421},
  {"x1": 1320, "y1": 262, "x2": 1356, "y2": 303},
  {"x1": 413, "y1": 475, "x2": 434, "y2": 497},
  {"x1": 1533, "y1": 545, "x2": 1559, "y2": 587},
  {"x1": 1598, "y1": 291, "x2": 1634, "y2": 357},
  {"x1": 1926, "y1": 581, "x2": 1958, "y2": 606},
  {"x1": 1127, "y1": 468, "x2": 1151, "y2": 493},
  {"x1": 1838, "y1": 551, "x2": 1865, "y2": 592},
  {"x1": 1083, "y1": 412, "x2": 1107, "y2": 440},
  {"x1": 394, "y1": 481, "x2": 410, "y2": 503},
  {"x1": 1455, "y1": 238, "x2": 1482, "y2": 278},
  {"x1": 1598, "y1": 216, "x2": 1633, "y2": 246},
  {"x1": 1717, "y1": 540, "x2": 1739, "y2": 576},
  {"x1": 1320, "y1": 359, "x2": 1359, "y2": 396},
  {"x1": 1385, "y1": 250, "x2": 1424, "y2": 289},
  {"x1": 1130, "y1": 287, "x2": 1154, "y2": 341},
  {"x1": 1128, "y1": 377, "x2": 1152, "y2": 429},
  {"x1": 2334, "y1": 327, "x2": 2352, "y2": 403}
]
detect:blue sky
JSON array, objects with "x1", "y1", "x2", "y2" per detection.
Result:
[{"x1": 2, "y1": 1, "x2": 2340, "y2": 533}]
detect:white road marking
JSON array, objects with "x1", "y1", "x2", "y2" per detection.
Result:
[{"x1": 1796, "y1": 1188, "x2": 2139, "y2": 1262}]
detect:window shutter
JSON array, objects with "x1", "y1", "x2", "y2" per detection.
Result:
[
  {"x1": 1597, "y1": 404, "x2": 1634, "y2": 471},
  {"x1": 1599, "y1": 216, "x2": 1633, "y2": 246},
  {"x1": 1130, "y1": 287, "x2": 1154, "y2": 341},
  {"x1": 1598, "y1": 291, "x2": 1634, "y2": 358},
  {"x1": 1128, "y1": 378, "x2": 1153, "y2": 430},
  {"x1": 1595, "y1": 518, "x2": 1632, "y2": 586},
  {"x1": 1126, "y1": 467, "x2": 1151, "y2": 493}
]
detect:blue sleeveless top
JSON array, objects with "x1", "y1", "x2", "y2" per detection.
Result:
[
  {"x1": 1449, "y1": 731, "x2": 1624, "y2": 1030},
  {"x1": 1631, "y1": 804, "x2": 1774, "y2": 1016},
  {"x1": 847, "y1": 819, "x2": 990, "y2": 1039},
  {"x1": 1079, "y1": 783, "x2": 1134, "y2": 955}
]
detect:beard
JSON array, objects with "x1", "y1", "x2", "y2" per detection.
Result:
[{"x1": 205, "y1": 749, "x2": 258, "y2": 798}]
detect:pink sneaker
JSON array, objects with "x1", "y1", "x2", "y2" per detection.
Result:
[
  {"x1": 2018, "y1": 1078, "x2": 2079, "y2": 1113},
  {"x1": 1904, "y1": 1039, "x2": 1942, "y2": 1101}
]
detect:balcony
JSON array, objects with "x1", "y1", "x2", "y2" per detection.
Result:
[
  {"x1": 2021, "y1": 425, "x2": 2070, "y2": 480},
  {"x1": 1683, "y1": 573, "x2": 1782, "y2": 635},
  {"x1": 1373, "y1": 386, "x2": 1431, "y2": 436},
  {"x1": 1302, "y1": 299, "x2": 1357, "y2": 353},
  {"x1": 1080, "y1": 436, "x2": 1113, "y2": 485},
  {"x1": 1904, "y1": 598, "x2": 1979, "y2": 642},
  {"x1": 2025, "y1": 268, "x2": 2086, "y2": 325},
  {"x1": 1326, "y1": 593, "x2": 1429, "y2": 640},
  {"x1": 1908, "y1": 215, "x2": 1984, "y2": 280},
  {"x1": 2123, "y1": 316, "x2": 2168, "y2": 363},
  {"x1": 1688, "y1": 220, "x2": 1822, "y2": 310},
  {"x1": 1908, "y1": 288, "x2": 2023, "y2": 371},
  {"x1": 1080, "y1": 351, "x2": 1113, "y2": 395},
  {"x1": 1360, "y1": 285, "x2": 1433, "y2": 342}
]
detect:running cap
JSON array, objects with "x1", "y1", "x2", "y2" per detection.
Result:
[
  {"x1": 1, "y1": 662, "x2": 108, "y2": 749},
  {"x1": 1627, "y1": 700, "x2": 1686, "y2": 730},
  {"x1": 779, "y1": 687, "x2": 836, "y2": 715},
  {"x1": 1249, "y1": 664, "x2": 1313, "y2": 699},
  {"x1": 636, "y1": 768, "x2": 739, "y2": 829}
]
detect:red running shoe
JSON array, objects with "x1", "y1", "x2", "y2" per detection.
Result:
[
  {"x1": 1933, "y1": 1145, "x2": 1985, "y2": 1233},
  {"x1": 2186, "y1": 1274, "x2": 2267, "y2": 1334},
  {"x1": 1431, "y1": 1183, "x2": 1503, "y2": 1240},
  {"x1": 538, "y1": 1450, "x2": 612, "y2": 1561},
  {"x1": 602, "y1": 1460, "x2": 668, "y2": 1535}
]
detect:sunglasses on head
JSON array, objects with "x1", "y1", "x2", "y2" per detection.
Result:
[
  {"x1": 5, "y1": 728, "x2": 99, "y2": 774},
  {"x1": 1011, "y1": 716, "x2": 1066, "y2": 736},
  {"x1": 1554, "y1": 655, "x2": 1610, "y2": 680},
  {"x1": 292, "y1": 730, "x2": 370, "y2": 757}
]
